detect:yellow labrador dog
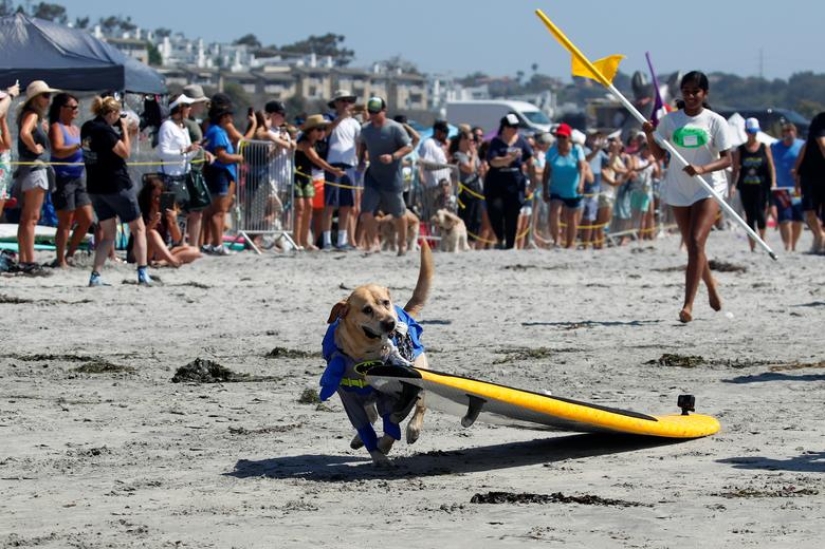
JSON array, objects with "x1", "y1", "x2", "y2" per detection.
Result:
[
  {"x1": 377, "y1": 209, "x2": 420, "y2": 253},
  {"x1": 321, "y1": 242, "x2": 433, "y2": 466},
  {"x1": 431, "y1": 209, "x2": 470, "y2": 252}
]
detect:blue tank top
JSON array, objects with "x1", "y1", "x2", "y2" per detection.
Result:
[{"x1": 52, "y1": 123, "x2": 84, "y2": 178}]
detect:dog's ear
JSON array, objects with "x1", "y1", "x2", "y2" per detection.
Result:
[{"x1": 328, "y1": 300, "x2": 349, "y2": 323}]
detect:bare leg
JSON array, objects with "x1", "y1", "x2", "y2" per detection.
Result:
[
  {"x1": 394, "y1": 213, "x2": 408, "y2": 256},
  {"x1": 672, "y1": 199, "x2": 719, "y2": 323},
  {"x1": 55, "y1": 209, "x2": 75, "y2": 268},
  {"x1": 66, "y1": 204, "x2": 93, "y2": 259},
  {"x1": 18, "y1": 187, "x2": 46, "y2": 265},
  {"x1": 185, "y1": 211, "x2": 202, "y2": 248}
]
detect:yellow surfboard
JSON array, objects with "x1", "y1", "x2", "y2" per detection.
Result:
[{"x1": 367, "y1": 367, "x2": 720, "y2": 439}]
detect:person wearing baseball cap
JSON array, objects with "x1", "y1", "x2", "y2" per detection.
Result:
[
  {"x1": 731, "y1": 117, "x2": 775, "y2": 252},
  {"x1": 418, "y1": 119, "x2": 452, "y2": 219},
  {"x1": 543, "y1": 121, "x2": 586, "y2": 249},
  {"x1": 357, "y1": 96, "x2": 414, "y2": 255},
  {"x1": 485, "y1": 112, "x2": 535, "y2": 249}
]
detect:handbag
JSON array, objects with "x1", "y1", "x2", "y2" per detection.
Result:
[{"x1": 185, "y1": 169, "x2": 211, "y2": 211}]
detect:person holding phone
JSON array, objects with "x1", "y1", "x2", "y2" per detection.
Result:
[
  {"x1": 81, "y1": 95, "x2": 152, "y2": 286},
  {"x1": 137, "y1": 177, "x2": 201, "y2": 267}
]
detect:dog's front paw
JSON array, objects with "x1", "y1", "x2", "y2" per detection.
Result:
[
  {"x1": 350, "y1": 433, "x2": 364, "y2": 450},
  {"x1": 369, "y1": 449, "x2": 395, "y2": 468}
]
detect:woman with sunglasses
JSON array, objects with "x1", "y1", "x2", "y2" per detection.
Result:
[
  {"x1": 16, "y1": 80, "x2": 59, "y2": 274},
  {"x1": 48, "y1": 92, "x2": 93, "y2": 268},
  {"x1": 293, "y1": 115, "x2": 344, "y2": 250}
]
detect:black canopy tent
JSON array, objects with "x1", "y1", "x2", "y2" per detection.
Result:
[{"x1": 0, "y1": 13, "x2": 166, "y2": 95}]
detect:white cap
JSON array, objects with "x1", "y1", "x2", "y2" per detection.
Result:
[
  {"x1": 169, "y1": 94, "x2": 196, "y2": 111},
  {"x1": 745, "y1": 117, "x2": 760, "y2": 134}
]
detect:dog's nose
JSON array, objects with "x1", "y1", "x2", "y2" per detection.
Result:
[{"x1": 382, "y1": 319, "x2": 396, "y2": 333}]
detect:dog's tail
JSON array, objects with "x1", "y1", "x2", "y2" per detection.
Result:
[{"x1": 403, "y1": 238, "x2": 433, "y2": 319}]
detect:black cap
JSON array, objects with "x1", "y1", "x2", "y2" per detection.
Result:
[
  {"x1": 433, "y1": 120, "x2": 450, "y2": 134},
  {"x1": 265, "y1": 100, "x2": 286, "y2": 115}
]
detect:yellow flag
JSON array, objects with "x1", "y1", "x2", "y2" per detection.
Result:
[
  {"x1": 535, "y1": 9, "x2": 624, "y2": 87},
  {"x1": 572, "y1": 54, "x2": 625, "y2": 83}
]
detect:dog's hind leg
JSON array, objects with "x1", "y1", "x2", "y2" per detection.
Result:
[{"x1": 350, "y1": 403, "x2": 379, "y2": 449}]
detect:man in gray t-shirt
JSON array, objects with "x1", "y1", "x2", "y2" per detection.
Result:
[{"x1": 357, "y1": 96, "x2": 413, "y2": 254}]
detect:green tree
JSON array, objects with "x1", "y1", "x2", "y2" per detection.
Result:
[
  {"x1": 221, "y1": 81, "x2": 252, "y2": 116},
  {"x1": 379, "y1": 55, "x2": 420, "y2": 75},
  {"x1": 154, "y1": 27, "x2": 172, "y2": 39},
  {"x1": 234, "y1": 33, "x2": 261, "y2": 48},
  {"x1": 280, "y1": 33, "x2": 354, "y2": 67},
  {"x1": 147, "y1": 42, "x2": 162, "y2": 66},
  {"x1": 31, "y1": 2, "x2": 67, "y2": 23},
  {"x1": 74, "y1": 16, "x2": 90, "y2": 29}
]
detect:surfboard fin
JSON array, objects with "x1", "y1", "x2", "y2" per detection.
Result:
[{"x1": 461, "y1": 395, "x2": 487, "y2": 428}]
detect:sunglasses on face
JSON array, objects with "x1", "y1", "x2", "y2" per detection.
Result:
[{"x1": 63, "y1": 104, "x2": 79, "y2": 110}]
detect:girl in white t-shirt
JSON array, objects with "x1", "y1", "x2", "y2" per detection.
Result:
[{"x1": 642, "y1": 71, "x2": 732, "y2": 324}]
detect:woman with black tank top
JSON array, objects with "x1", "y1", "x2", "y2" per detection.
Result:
[
  {"x1": 731, "y1": 118, "x2": 776, "y2": 252},
  {"x1": 15, "y1": 80, "x2": 59, "y2": 274}
]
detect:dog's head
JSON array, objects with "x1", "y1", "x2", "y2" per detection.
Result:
[
  {"x1": 328, "y1": 284, "x2": 399, "y2": 360},
  {"x1": 431, "y1": 209, "x2": 460, "y2": 231}
]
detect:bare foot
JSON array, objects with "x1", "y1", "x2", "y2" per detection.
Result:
[
  {"x1": 679, "y1": 307, "x2": 693, "y2": 323},
  {"x1": 706, "y1": 278, "x2": 722, "y2": 311}
]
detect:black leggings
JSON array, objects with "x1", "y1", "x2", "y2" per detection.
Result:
[
  {"x1": 738, "y1": 185, "x2": 768, "y2": 231},
  {"x1": 485, "y1": 177, "x2": 522, "y2": 249}
]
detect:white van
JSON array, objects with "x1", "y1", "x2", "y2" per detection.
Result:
[{"x1": 445, "y1": 100, "x2": 552, "y2": 134}]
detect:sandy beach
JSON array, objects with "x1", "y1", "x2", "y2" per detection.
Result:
[{"x1": 2, "y1": 227, "x2": 824, "y2": 549}]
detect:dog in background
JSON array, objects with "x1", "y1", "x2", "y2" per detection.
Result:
[
  {"x1": 377, "y1": 209, "x2": 420, "y2": 253},
  {"x1": 431, "y1": 209, "x2": 470, "y2": 252},
  {"x1": 321, "y1": 242, "x2": 433, "y2": 466}
]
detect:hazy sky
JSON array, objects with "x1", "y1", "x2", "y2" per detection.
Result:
[{"x1": 59, "y1": 0, "x2": 819, "y2": 82}]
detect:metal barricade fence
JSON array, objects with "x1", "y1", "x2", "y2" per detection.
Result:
[{"x1": 235, "y1": 139, "x2": 296, "y2": 252}]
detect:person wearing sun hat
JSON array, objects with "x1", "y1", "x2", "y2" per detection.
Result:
[
  {"x1": 320, "y1": 90, "x2": 361, "y2": 250},
  {"x1": 291, "y1": 114, "x2": 345, "y2": 250},
  {"x1": 15, "y1": 80, "x2": 60, "y2": 274}
]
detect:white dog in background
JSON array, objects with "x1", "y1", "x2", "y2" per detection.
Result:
[{"x1": 431, "y1": 209, "x2": 470, "y2": 252}]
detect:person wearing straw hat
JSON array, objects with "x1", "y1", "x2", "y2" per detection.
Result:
[
  {"x1": 293, "y1": 114, "x2": 344, "y2": 250},
  {"x1": 320, "y1": 90, "x2": 361, "y2": 251},
  {"x1": 15, "y1": 80, "x2": 60, "y2": 275}
]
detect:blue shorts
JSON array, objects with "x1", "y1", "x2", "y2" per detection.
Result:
[
  {"x1": 324, "y1": 164, "x2": 356, "y2": 208},
  {"x1": 205, "y1": 166, "x2": 233, "y2": 197},
  {"x1": 90, "y1": 189, "x2": 141, "y2": 224},
  {"x1": 772, "y1": 190, "x2": 804, "y2": 223},
  {"x1": 581, "y1": 196, "x2": 598, "y2": 221}
]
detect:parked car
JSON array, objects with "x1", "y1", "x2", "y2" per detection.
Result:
[{"x1": 715, "y1": 107, "x2": 810, "y2": 138}]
